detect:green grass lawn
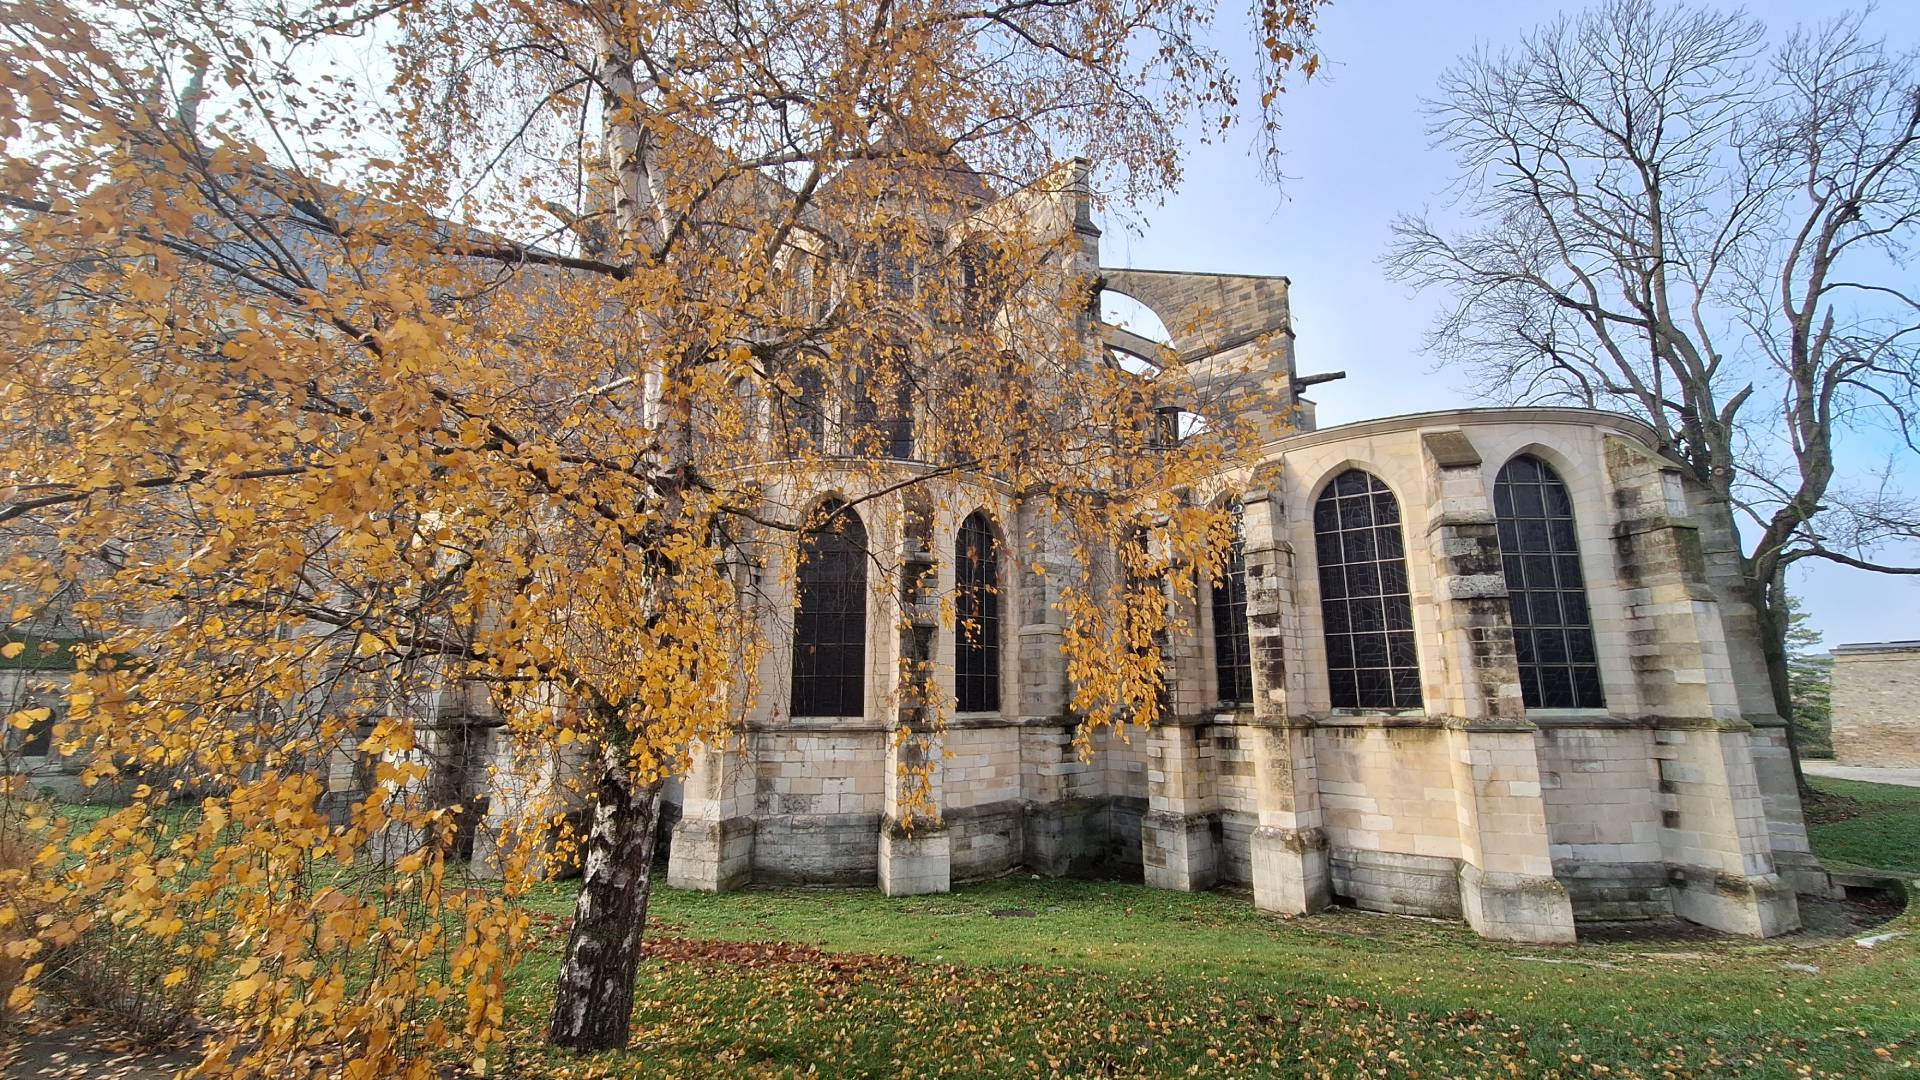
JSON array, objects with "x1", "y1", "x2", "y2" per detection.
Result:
[
  {"x1": 1807, "y1": 775, "x2": 1920, "y2": 875},
  {"x1": 32, "y1": 778, "x2": 1920, "y2": 1077},
  {"x1": 492, "y1": 781, "x2": 1920, "y2": 1079}
]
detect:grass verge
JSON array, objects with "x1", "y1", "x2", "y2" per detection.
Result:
[
  {"x1": 500, "y1": 871, "x2": 1916, "y2": 1078},
  {"x1": 1806, "y1": 775, "x2": 1920, "y2": 876}
]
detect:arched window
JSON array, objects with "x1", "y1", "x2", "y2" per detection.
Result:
[
  {"x1": 790, "y1": 500, "x2": 868, "y2": 717},
  {"x1": 1212, "y1": 501, "x2": 1252, "y2": 706},
  {"x1": 1494, "y1": 455, "x2": 1604, "y2": 709},
  {"x1": 778, "y1": 359, "x2": 827, "y2": 452},
  {"x1": 728, "y1": 376, "x2": 761, "y2": 447},
  {"x1": 954, "y1": 511, "x2": 1001, "y2": 712},
  {"x1": 852, "y1": 338, "x2": 914, "y2": 459},
  {"x1": 852, "y1": 374, "x2": 914, "y2": 459},
  {"x1": 1313, "y1": 470, "x2": 1421, "y2": 710},
  {"x1": 1119, "y1": 523, "x2": 1171, "y2": 717}
]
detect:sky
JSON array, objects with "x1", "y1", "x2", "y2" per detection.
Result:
[{"x1": 1097, "y1": 0, "x2": 1920, "y2": 650}]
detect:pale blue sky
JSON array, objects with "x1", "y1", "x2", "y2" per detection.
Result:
[{"x1": 1100, "y1": 0, "x2": 1920, "y2": 649}]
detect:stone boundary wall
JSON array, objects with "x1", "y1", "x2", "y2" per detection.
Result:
[{"x1": 1831, "y1": 642, "x2": 1920, "y2": 768}]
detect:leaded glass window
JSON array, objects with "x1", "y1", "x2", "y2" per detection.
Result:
[
  {"x1": 955, "y1": 511, "x2": 1001, "y2": 712},
  {"x1": 1494, "y1": 456, "x2": 1605, "y2": 709},
  {"x1": 1120, "y1": 524, "x2": 1171, "y2": 717},
  {"x1": 851, "y1": 339, "x2": 915, "y2": 459},
  {"x1": 778, "y1": 360, "x2": 827, "y2": 452},
  {"x1": 1212, "y1": 502, "x2": 1252, "y2": 706},
  {"x1": 852, "y1": 375, "x2": 914, "y2": 459},
  {"x1": 791, "y1": 500, "x2": 868, "y2": 717},
  {"x1": 1313, "y1": 470, "x2": 1422, "y2": 710}
]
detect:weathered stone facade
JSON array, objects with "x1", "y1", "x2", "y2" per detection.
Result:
[
  {"x1": 647, "y1": 401, "x2": 1826, "y2": 942},
  {"x1": 1831, "y1": 642, "x2": 1920, "y2": 768},
  {"x1": 0, "y1": 139, "x2": 1834, "y2": 945},
  {"x1": 245, "y1": 157, "x2": 1819, "y2": 943},
  {"x1": 642, "y1": 162, "x2": 1832, "y2": 942}
]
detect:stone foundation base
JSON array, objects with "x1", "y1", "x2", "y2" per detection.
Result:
[
  {"x1": 949, "y1": 800, "x2": 1023, "y2": 880},
  {"x1": 754, "y1": 812, "x2": 881, "y2": 884},
  {"x1": 666, "y1": 816, "x2": 756, "y2": 892},
  {"x1": 1669, "y1": 866, "x2": 1800, "y2": 937},
  {"x1": 1771, "y1": 850, "x2": 1841, "y2": 900},
  {"x1": 1330, "y1": 848, "x2": 1462, "y2": 917},
  {"x1": 1141, "y1": 810, "x2": 1219, "y2": 891},
  {"x1": 1459, "y1": 864, "x2": 1577, "y2": 944},
  {"x1": 1250, "y1": 826, "x2": 1330, "y2": 915},
  {"x1": 1023, "y1": 797, "x2": 1112, "y2": 878},
  {"x1": 1554, "y1": 860, "x2": 1672, "y2": 921},
  {"x1": 879, "y1": 824, "x2": 952, "y2": 896}
]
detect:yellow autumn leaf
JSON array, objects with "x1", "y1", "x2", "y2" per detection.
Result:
[{"x1": 222, "y1": 975, "x2": 265, "y2": 1008}]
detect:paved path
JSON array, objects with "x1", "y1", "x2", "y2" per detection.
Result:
[
  {"x1": 0, "y1": 1024, "x2": 195, "y2": 1080},
  {"x1": 1803, "y1": 760, "x2": 1920, "y2": 789}
]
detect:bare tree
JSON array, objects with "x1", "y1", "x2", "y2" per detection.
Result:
[{"x1": 1388, "y1": 0, "x2": 1920, "y2": 785}]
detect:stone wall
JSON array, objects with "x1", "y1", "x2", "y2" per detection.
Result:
[
  {"x1": 1311, "y1": 724, "x2": 1463, "y2": 863},
  {"x1": 1831, "y1": 642, "x2": 1920, "y2": 768},
  {"x1": 656, "y1": 405, "x2": 1824, "y2": 944},
  {"x1": 942, "y1": 723, "x2": 1025, "y2": 879},
  {"x1": 1534, "y1": 723, "x2": 1667, "y2": 919},
  {"x1": 749, "y1": 728, "x2": 888, "y2": 883}
]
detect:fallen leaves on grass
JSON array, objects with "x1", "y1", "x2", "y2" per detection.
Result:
[
  {"x1": 1801, "y1": 788, "x2": 1869, "y2": 826},
  {"x1": 641, "y1": 936, "x2": 910, "y2": 978},
  {"x1": 493, "y1": 936, "x2": 1913, "y2": 1079}
]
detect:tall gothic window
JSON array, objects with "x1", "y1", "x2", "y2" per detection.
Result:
[
  {"x1": 852, "y1": 374, "x2": 914, "y2": 459},
  {"x1": 955, "y1": 511, "x2": 1001, "y2": 712},
  {"x1": 1120, "y1": 523, "x2": 1171, "y2": 717},
  {"x1": 851, "y1": 336, "x2": 915, "y2": 459},
  {"x1": 778, "y1": 359, "x2": 827, "y2": 452},
  {"x1": 1212, "y1": 501, "x2": 1253, "y2": 706},
  {"x1": 790, "y1": 500, "x2": 868, "y2": 717},
  {"x1": 1314, "y1": 470, "x2": 1422, "y2": 710},
  {"x1": 728, "y1": 376, "x2": 761, "y2": 447},
  {"x1": 1494, "y1": 455, "x2": 1605, "y2": 709}
]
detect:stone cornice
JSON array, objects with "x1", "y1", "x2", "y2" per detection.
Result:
[{"x1": 1264, "y1": 407, "x2": 1659, "y2": 456}]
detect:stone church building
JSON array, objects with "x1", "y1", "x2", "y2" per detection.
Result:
[
  {"x1": 5, "y1": 150, "x2": 1828, "y2": 947},
  {"x1": 647, "y1": 161, "x2": 1827, "y2": 946}
]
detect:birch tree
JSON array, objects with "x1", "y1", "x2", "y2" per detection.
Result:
[{"x1": 0, "y1": 0, "x2": 1319, "y2": 1069}]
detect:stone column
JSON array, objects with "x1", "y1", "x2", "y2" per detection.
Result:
[
  {"x1": 1238, "y1": 478, "x2": 1332, "y2": 915},
  {"x1": 1139, "y1": 513, "x2": 1220, "y2": 892},
  {"x1": 1013, "y1": 499, "x2": 1094, "y2": 872},
  {"x1": 472, "y1": 701, "x2": 594, "y2": 881},
  {"x1": 1012, "y1": 504, "x2": 1073, "y2": 717},
  {"x1": 1160, "y1": 506, "x2": 1210, "y2": 723},
  {"x1": 875, "y1": 492, "x2": 950, "y2": 896},
  {"x1": 1746, "y1": 721, "x2": 1834, "y2": 899},
  {"x1": 1690, "y1": 488, "x2": 1830, "y2": 899},
  {"x1": 1606, "y1": 436, "x2": 1799, "y2": 936},
  {"x1": 666, "y1": 739, "x2": 757, "y2": 891},
  {"x1": 1422, "y1": 431, "x2": 1576, "y2": 944},
  {"x1": 1442, "y1": 724, "x2": 1575, "y2": 944},
  {"x1": 1140, "y1": 720, "x2": 1219, "y2": 890},
  {"x1": 1647, "y1": 722, "x2": 1799, "y2": 934},
  {"x1": 878, "y1": 731, "x2": 951, "y2": 895},
  {"x1": 1021, "y1": 724, "x2": 1101, "y2": 876}
]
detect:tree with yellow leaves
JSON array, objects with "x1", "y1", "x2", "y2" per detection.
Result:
[{"x1": 0, "y1": 0, "x2": 1318, "y2": 1071}]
